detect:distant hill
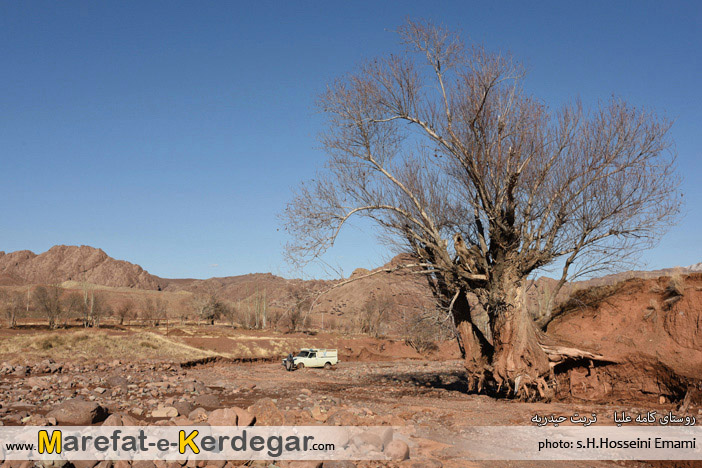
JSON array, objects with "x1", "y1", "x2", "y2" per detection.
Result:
[
  {"x1": 0, "y1": 245, "x2": 161, "y2": 290},
  {"x1": 1, "y1": 244, "x2": 698, "y2": 332}
]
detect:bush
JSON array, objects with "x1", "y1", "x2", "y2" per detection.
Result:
[{"x1": 399, "y1": 311, "x2": 440, "y2": 355}]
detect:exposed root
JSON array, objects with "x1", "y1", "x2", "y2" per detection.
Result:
[{"x1": 540, "y1": 343, "x2": 615, "y2": 365}]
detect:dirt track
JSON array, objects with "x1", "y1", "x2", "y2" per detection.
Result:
[
  {"x1": 187, "y1": 359, "x2": 692, "y2": 467},
  {"x1": 2, "y1": 352, "x2": 699, "y2": 467},
  {"x1": 1, "y1": 320, "x2": 700, "y2": 468}
]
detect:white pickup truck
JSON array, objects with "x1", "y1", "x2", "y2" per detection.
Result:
[{"x1": 283, "y1": 348, "x2": 338, "y2": 370}]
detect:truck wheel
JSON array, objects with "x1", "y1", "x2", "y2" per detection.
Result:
[
  {"x1": 297, "y1": 363, "x2": 304, "y2": 369},
  {"x1": 324, "y1": 362, "x2": 332, "y2": 369}
]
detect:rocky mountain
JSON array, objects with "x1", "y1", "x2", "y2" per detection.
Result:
[
  {"x1": 162, "y1": 273, "x2": 333, "y2": 311},
  {"x1": 0, "y1": 245, "x2": 162, "y2": 290},
  {"x1": 0, "y1": 245, "x2": 434, "y2": 331},
  {"x1": 308, "y1": 254, "x2": 436, "y2": 329}
]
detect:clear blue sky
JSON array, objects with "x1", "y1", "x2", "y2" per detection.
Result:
[{"x1": 1, "y1": 1, "x2": 700, "y2": 279}]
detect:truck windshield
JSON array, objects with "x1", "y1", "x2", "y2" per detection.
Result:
[{"x1": 296, "y1": 351, "x2": 309, "y2": 358}]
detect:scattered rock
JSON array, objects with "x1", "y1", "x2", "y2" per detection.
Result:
[
  {"x1": 152, "y1": 406, "x2": 179, "y2": 418},
  {"x1": 37, "y1": 461, "x2": 69, "y2": 468},
  {"x1": 193, "y1": 393, "x2": 220, "y2": 408},
  {"x1": 173, "y1": 400, "x2": 193, "y2": 417},
  {"x1": 204, "y1": 461, "x2": 226, "y2": 468},
  {"x1": 73, "y1": 461, "x2": 98, "y2": 468},
  {"x1": 326, "y1": 409, "x2": 359, "y2": 426},
  {"x1": 22, "y1": 414, "x2": 48, "y2": 426},
  {"x1": 132, "y1": 461, "x2": 157, "y2": 468},
  {"x1": 26, "y1": 376, "x2": 51, "y2": 389},
  {"x1": 189, "y1": 407, "x2": 208, "y2": 422},
  {"x1": 282, "y1": 462, "x2": 322, "y2": 468},
  {"x1": 102, "y1": 413, "x2": 123, "y2": 426},
  {"x1": 322, "y1": 462, "x2": 356, "y2": 468}
]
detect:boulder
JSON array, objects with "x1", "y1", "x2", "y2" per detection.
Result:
[
  {"x1": 152, "y1": 406, "x2": 179, "y2": 418},
  {"x1": 351, "y1": 432, "x2": 383, "y2": 451},
  {"x1": 102, "y1": 413, "x2": 123, "y2": 426},
  {"x1": 376, "y1": 427, "x2": 393, "y2": 447},
  {"x1": 46, "y1": 399, "x2": 108, "y2": 425},
  {"x1": 72, "y1": 461, "x2": 98, "y2": 468},
  {"x1": 37, "y1": 462, "x2": 69, "y2": 468},
  {"x1": 193, "y1": 393, "x2": 220, "y2": 408},
  {"x1": 188, "y1": 407, "x2": 208, "y2": 422},
  {"x1": 326, "y1": 409, "x2": 359, "y2": 426},
  {"x1": 234, "y1": 407, "x2": 255, "y2": 426},
  {"x1": 22, "y1": 414, "x2": 49, "y2": 426},
  {"x1": 132, "y1": 462, "x2": 157, "y2": 468},
  {"x1": 248, "y1": 398, "x2": 284, "y2": 426},
  {"x1": 173, "y1": 400, "x2": 193, "y2": 417},
  {"x1": 384, "y1": 440, "x2": 410, "y2": 461},
  {"x1": 173, "y1": 416, "x2": 194, "y2": 426},
  {"x1": 26, "y1": 377, "x2": 51, "y2": 389},
  {"x1": 204, "y1": 462, "x2": 226, "y2": 468},
  {"x1": 207, "y1": 407, "x2": 238, "y2": 426},
  {"x1": 106, "y1": 375, "x2": 128, "y2": 388}
]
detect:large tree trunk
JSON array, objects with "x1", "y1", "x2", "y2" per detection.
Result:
[
  {"x1": 488, "y1": 279, "x2": 552, "y2": 398},
  {"x1": 449, "y1": 290, "x2": 493, "y2": 391}
]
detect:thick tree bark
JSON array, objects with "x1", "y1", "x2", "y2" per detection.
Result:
[
  {"x1": 486, "y1": 279, "x2": 552, "y2": 397},
  {"x1": 452, "y1": 292, "x2": 490, "y2": 385}
]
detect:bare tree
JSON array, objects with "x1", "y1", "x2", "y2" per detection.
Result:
[
  {"x1": 283, "y1": 284, "x2": 312, "y2": 331},
  {"x1": 74, "y1": 285, "x2": 107, "y2": 328},
  {"x1": 1, "y1": 290, "x2": 25, "y2": 328},
  {"x1": 116, "y1": 300, "x2": 135, "y2": 326},
  {"x1": 63, "y1": 292, "x2": 83, "y2": 327},
  {"x1": 283, "y1": 20, "x2": 681, "y2": 397},
  {"x1": 190, "y1": 294, "x2": 219, "y2": 325},
  {"x1": 81, "y1": 285, "x2": 94, "y2": 327},
  {"x1": 141, "y1": 297, "x2": 167, "y2": 327},
  {"x1": 33, "y1": 285, "x2": 65, "y2": 329},
  {"x1": 357, "y1": 293, "x2": 392, "y2": 337},
  {"x1": 91, "y1": 292, "x2": 107, "y2": 328},
  {"x1": 400, "y1": 310, "x2": 440, "y2": 355},
  {"x1": 219, "y1": 301, "x2": 237, "y2": 328},
  {"x1": 250, "y1": 289, "x2": 268, "y2": 329}
]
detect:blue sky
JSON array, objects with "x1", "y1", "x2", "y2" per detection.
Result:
[{"x1": 1, "y1": 1, "x2": 700, "y2": 279}]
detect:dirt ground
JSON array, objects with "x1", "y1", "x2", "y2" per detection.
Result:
[{"x1": 1, "y1": 325, "x2": 699, "y2": 468}]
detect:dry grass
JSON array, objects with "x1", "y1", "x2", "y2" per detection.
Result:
[
  {"x1": 0, "y1": 323, "x2": 348, "y2": 363},
  {"x1": 661, "y1": 275, "x2": 685, "y2": 310},
  {"x1": 0, "y1": 329, "x2": 220, "y2": 362},
  {"x1": 665, "y1": 274, "x2": 685, "y2": 297}
]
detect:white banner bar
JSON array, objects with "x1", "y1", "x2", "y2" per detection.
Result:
[
  {"x1": 1, "y1": 426, "x2": 701, "y2": 461},
  {"x1": 0, "y1": 426, "x2": 402, "y2": 461}
]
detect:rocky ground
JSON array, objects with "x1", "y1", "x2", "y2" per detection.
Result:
[{"x1": 2, "y1": 356, "x2": 698, "y2": 468}]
